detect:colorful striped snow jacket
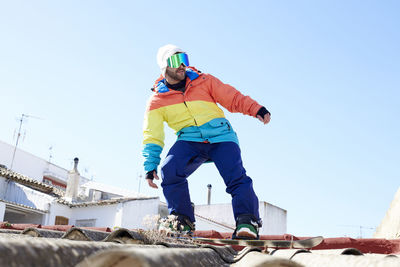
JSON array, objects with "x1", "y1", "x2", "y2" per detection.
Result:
[{"x1": 142, "y1": 67, "x2": 262, "y2": 172}]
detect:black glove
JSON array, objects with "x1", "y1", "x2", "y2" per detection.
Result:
[
  {"x1": 146, "y1": 170, "x2": 156, "y2": 180},
  {"x1": 256, "y1": 106, "x2": 271, "y2": 119}
]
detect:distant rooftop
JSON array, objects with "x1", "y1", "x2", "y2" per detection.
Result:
[
  {"x1": 57, "y1": 196, "x2": 158, "y2": 208},
  {"x1": 0, "y1": 166, "x2": 64, "y2": 197},
  {"x1": 80, "y1": 180, "x2": 148, "y2": 198}
]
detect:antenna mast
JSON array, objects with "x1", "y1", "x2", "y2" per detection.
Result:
[
  {"x1": 10, "y1": 114, "x2": 42, "y2": 170},
  {"x1": 339, "y1": 225, "x2": 376, "y2": 238},
  {"x1": 138, "y1": 173, "x2": 142, "y2": 193}
]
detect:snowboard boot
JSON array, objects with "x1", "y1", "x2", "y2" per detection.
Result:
[
  {"x1": 232, "y1": 214, "x2": 262, "y2": 240},
  {"x1": 159, "y1": 213, "x2": 195, "y2": 236}
]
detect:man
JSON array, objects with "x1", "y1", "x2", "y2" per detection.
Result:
[{"x1": 142, "y1": 44, "x2": 271, "y2": 239}]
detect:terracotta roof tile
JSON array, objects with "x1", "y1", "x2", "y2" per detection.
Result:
[
  {"x1": 270, "y1": 248, "x2": 312, "y2": 259},
  {"x1": 76, "y1": 246, "x2": 292, "y2": 267},
  {"x1": 103, "y1": 228, "x2": 145, "y2": 244},
  {"x1": 62, "y1": 228, "x2": 111, "y2": 241},
  {"x1": 0, "y1": 226, "x2": 399, "y2": 266},
  {"x1": 232, "y1": 251, "x2": 303, "y2": 267},
  {"x1": 0, "y1": 236, "x2": 129, "y2": 267},
  {"x1": 288, "y1": 253, "x2": 400, "y2": 267},
  {"x1": 0, "y1": 229, "x2": 23, "y2": 235},
  {"x1": 0, "y1": 232, "x2": 32, "y2": 240},
  {"x1": 40, "y1": 225, "x2": 74, "y2": 231},
  {"x1": 21, "y1": 227, "x2": 64, "y2": 238}
]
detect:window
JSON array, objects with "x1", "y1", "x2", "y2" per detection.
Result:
[
  {"x1": 43, "y1": 179, "x2": 53, "y2": 185},
  {"x1": 75, "y1": 219, "x2": 96, "y2": 227},
  {"x1": 55, "y1": 216, "x2": 69, "y2": 225},
  {"x1": 42, "y1": 176, "x2": 67, "y2": 190}
]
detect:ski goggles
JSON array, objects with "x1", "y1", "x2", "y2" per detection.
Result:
[{"x1": 167, "y1": 53, "x2": 189, "y2": 68}]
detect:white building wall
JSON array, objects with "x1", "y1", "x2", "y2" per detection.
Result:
[
  {"x1": 46, "y1": 202, "x2": 73, "y2": 225},
  {"x1": 259, "y1": 202, "x2": 287, "y2": 235},
  {"x1": 46, "y1": 199, "x2": 159, "y2": 229},
  {"x1": 114, "y1": 203, "x2": 123, "y2": 227},
  {"x1": 0, "y1": 202, "x2": 5, "y2": 221},
  {"x1": 0, "y1": 141, "x2": 13, "y2": 169},
  {"x1": 0, "y1": 140, "x2": 55, "y2": 181},
  {"x1": 80, "y1": 181, "x2": 144, "y2": 198},
  {"x1": 120, "y1": 198, "x2": 159, "y2": 229},
  {"x1": 0, "y1": 177, "x2": 8, "y2": 198},
  {"x1": 4, "y1": 209, "x2": 44, "y2": 224},
  {"x1": 0, "y1": 140, "x2": 89, "y2": 184},
  {"x1": 195, "y1": 203, "x2": 235, "y2": 229},
  {"x1": 69, "y1": 205, "x2": 118, "y2": 228},
  {"x1": 3, "y1": 182, "x2": 54, "y2": 211},
  {"x1": 194, "y1": 216, "x2": 234, "y2": 232},
  {"x1": 374, "y1": 187, "x2": 400, "y2": 239},
  {"x1": 195, "y1": 201, "x2": 287, "y2": 235}
]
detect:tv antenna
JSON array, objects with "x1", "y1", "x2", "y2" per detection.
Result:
[
  {"x1": 10, "y1": 113, "x2": 43, "y2": 170},
  {"x1": 137, "y1": 172, "x2": 143, "y2": 194},
  {"x1": 339, "y1": 225, "x2": 376, "y2": 238},
  {"x1": 48, "y1": 146, "x2": 53, "y2": 163}
]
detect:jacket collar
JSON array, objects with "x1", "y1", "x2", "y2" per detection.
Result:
[{"x1": 153, "y1": 67, "x2": 201, "y2": 93}]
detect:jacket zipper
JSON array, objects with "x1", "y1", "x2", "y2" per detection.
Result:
[
  {"x1": 182, "y1": 80, "x2": 198, "y2": 126},
  {"x1": 183, "y1": 96, "x2": 198, "y2": 126},
  {"x1": 181, "y1": 80, "x2": 205, "y2": 139}
]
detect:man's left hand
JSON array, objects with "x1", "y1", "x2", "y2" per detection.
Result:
[{"x1": 257, "y1": 113, "x2": 271, "y2": 124}]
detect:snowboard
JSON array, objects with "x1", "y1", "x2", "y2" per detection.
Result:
[{"x1": 194, "y1": 236, "x2": 324, "y2": 249}]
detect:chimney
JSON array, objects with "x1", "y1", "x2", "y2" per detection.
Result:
[
  {"x1": 65, "y1": 158, "x2": 80, "y2": 201},
  {"x1": 207, "y1": 184, "x2": 212, "y2": 205}
]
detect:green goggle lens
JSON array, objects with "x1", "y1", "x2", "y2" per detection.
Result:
[{"x1": 167, "y1": 53, "x2": 189, "y2": 68}]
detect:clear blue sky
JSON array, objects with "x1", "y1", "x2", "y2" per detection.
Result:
[{"x1": 0, "y1": 1, "x2": 399, "y2": 238}]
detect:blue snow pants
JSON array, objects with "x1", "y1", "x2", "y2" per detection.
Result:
[{"x1": 160, "y1": 140, "x2": 260, "y2": 223}]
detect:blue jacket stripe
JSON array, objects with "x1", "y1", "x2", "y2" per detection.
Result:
[{"x1": 142, "y1": 143, "x2": 163, "y2": 172}]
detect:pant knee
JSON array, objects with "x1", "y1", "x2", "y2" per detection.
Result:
[{"x1": 226, "y1": 175, "x2": 253, "y2": 194}]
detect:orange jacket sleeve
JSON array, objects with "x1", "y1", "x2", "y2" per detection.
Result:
[{"x1": 208, "y1": 75, "x2": 263, "y2": 117}]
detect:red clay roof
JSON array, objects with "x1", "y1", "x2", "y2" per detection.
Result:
[
  {"x1": 1, "y1": 224, "x2": 399, "y2": 266},
  {"x1": 2, "y1": 223, "x2": 400, "y2": 254},
  {"x1": 194, "y1": 231, "x2": 400, "y2": 254}
]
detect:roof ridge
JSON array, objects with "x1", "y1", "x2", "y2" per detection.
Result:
[
  {"x1": 57, "y1": 196, "x2": 159, "y2": 207},
  {"x1": 0, "y1": 167, "x2": 64, "y2": 197},
  {"x1": 0, "y1": 198, "x2": 48, "y2": 213}
]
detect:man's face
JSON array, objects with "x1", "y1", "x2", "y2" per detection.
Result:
[{"x1": 165, "y1": 64, "x2": 186, "y2": 82}]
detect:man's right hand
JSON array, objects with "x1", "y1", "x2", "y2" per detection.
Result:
[{"x1": 146, "y1": 170, "x2": 160, "y2": 189}]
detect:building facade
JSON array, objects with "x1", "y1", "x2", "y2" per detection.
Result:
[
  {"x1": 0, "y1": 139, "x2": 288, "y2": 234},
  {"x1": 195, "y1": 202, "x2": 287, "y2": 235},
  {"x1": 0, "y1": 166, "x2": 160, "y2": 229}
]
